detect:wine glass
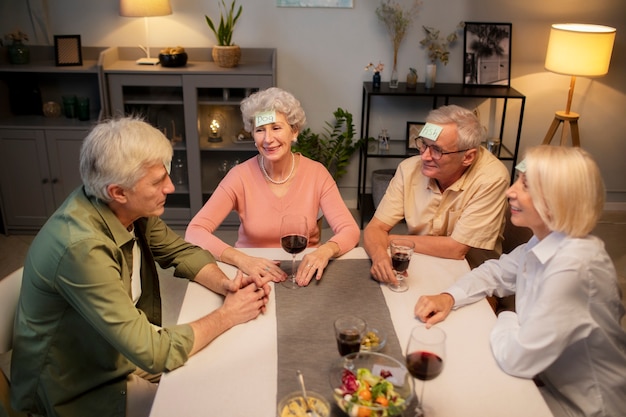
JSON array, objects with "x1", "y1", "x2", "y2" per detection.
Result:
[
  {"x1": 388, "y1": 238, "x2": 415, "y2": 292},
  {"x1": 405, "y1": 325, "x2": 446, "y2": 417},
  {"x1": 280, "y1": 214, "x2": 309, "y2": 289}
]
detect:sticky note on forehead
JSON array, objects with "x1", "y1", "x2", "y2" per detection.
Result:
[
  {"x1": 515, "y1": 159, "x2": 527, "y2": 173},
  {"x1": 420, "y1": 123, "x2": 443, "y2": 141},
  {"x1": 255, "y1": 110, "x2": 276, "y2": 127}
]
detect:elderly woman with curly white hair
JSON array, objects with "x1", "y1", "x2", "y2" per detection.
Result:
[{"x1": 186, "y1": 87, "x2": 359, "y2": 288}]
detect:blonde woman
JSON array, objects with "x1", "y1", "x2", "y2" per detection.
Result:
[{"x1": 414, "y1": 145, "x2": 626, "y2": 417}]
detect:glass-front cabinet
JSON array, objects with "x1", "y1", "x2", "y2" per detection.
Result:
[{"x1": 104, "y1": 47, "x2": 276, "y2": 227}]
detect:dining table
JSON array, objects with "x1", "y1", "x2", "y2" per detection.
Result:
[{"x1": 149, "y1": 247, "x2": 553, "y2": 417}]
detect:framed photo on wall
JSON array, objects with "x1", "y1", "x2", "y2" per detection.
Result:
[
  {"x1": 54, "y1": 35, "x2": 83, "y2": 66},
  {"x1": 463, "y1": 22, "x2": 512, "y2": 87},
  {"x1": 406, "y1": 121, "x2": 425, "y2": 153}
]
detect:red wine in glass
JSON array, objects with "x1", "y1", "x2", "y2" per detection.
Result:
[
  {"x1": 389, "y1": 239, "x2": 414, "y2": 292},
  {"x1": 406, "y1": 325, "x2": 446, "y2": 417},
  {"x1": 392, "y1": 253, "x2": 410, "y2": 273},
  {"x1": 280, "y1": 215, "x2": 308, "y2": 289},
  {"x1": 280, "y1": 235, "x2": 308, "y2": 254},
  {"x1": 336, "y1": 330, "x2": 362, "y2": 356},
  {"x1": 406, "y1": 351, "x2": 444, "y2": 381}
]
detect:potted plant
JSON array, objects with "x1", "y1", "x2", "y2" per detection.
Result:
[
  {"x1": 419, "y1": 22, "x2": 463, "y2": 88},
  {"x1": 4, "y1": 29, "x2": 30, "y2": 65},
  {"x1": 375, "y1": 0, "x2": 421, "y2": 88},
  {"x1": 292, "y1": 108, "x2": 370, "y2": 182},
  {"x1": 205, "y1": 0, "x2": 242, "y2": 68}
]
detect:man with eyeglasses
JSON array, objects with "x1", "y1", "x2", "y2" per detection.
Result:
[{"x1": 364, "y1": 105, "x2": 509, "y2": 286}]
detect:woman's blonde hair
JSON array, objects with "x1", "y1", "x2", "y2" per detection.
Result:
[{"x1": 524, "y1": 145, "x2": 604, "y2": 237}]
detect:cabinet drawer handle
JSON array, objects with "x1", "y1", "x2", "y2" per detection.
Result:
[
  {"x1": 52, "y1": 178, "x2": 59, "y2": 184},
  {"x1": 42, "y1": 178, "x2": 49, "y2": 184}
]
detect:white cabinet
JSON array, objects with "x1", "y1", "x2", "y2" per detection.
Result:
[{"x1": 0, "y1": 129, "x2": 85, "y2": 231}]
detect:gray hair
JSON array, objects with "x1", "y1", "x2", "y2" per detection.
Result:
[
  {"x1": 425, "y1": 105, "x2": 485, "y2": 149},
  {"x1": 240, "y1": 87, "x2": 306, "y2": 133},
  {"x1": 79, "y1": 117, "x2": 173, "y2": 202}
]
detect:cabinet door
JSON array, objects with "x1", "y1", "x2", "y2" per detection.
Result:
[
  {"x1": 46, "y1": 130, "x2": 86, "y2": 206},
  {"x1": 0, "y1": 129, "x2": 54, "y2": 229}
]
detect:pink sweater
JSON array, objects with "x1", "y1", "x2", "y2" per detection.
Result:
[{"x1": 185, "y1": 155, "x2": 360, "y2": 259}]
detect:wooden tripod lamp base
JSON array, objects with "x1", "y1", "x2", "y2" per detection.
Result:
[{"x1": 542, "y1": 110, "x2": 581, "y2": 147}]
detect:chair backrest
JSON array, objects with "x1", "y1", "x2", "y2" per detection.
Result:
[{"x1": 0, "y1": 268, "x2": 23, "y2": 354}]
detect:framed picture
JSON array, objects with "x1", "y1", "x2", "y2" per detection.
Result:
[
  {"x1": 54, "y1": 35, "x2": 83, "y2": 66},
  {"x1": 406, "y1": 121, "x2": 426, "y2": 153},
  {"x1": 463, "y1": 22, "x2": 512, "y2": 87}
]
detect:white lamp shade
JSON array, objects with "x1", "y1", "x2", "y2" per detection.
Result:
[
  {"x1": 545, "y1": 24, "x2": 616, "y2": 77},
  {"x1": 120, "y1": 0, "x2": 172, "y2": 17}
]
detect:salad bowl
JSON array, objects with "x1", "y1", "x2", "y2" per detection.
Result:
[{"x1": 329, "y1": 351, "x2": 414, "y2": 417}]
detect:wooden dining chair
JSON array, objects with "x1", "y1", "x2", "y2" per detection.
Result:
[{"x1": 0, "y1": 267, "x2": 28, "y2": 417}]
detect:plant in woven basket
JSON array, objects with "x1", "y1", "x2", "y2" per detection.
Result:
[
  {"x1": 205, "y1": 0, "x2": 242, "y2": 46},
  {"x1": 293, "y1": 108, "x2": 371, "y2": 181}
]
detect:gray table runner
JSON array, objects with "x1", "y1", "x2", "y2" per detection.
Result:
[{"x1": 275, "y1": 258, "x2": 405, "y2": 416}]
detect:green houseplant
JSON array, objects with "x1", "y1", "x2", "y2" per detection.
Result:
[
  {"x1": 292, "y1": 108, "x2": 370, "y2": 182},
  {"x1": 205, "y1": 0, "x2": 242, "y2": 67}
]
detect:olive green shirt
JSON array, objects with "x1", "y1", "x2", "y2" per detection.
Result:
[{"x1": 11, "y1": 187, "x2": 216, "y2": 417}]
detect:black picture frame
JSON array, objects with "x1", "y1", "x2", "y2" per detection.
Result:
[
  {"x1": 406, "y1": 121, "x2": 426, "y2": 154},
  {"x1": 54, "y1": 35, "x2": 83, "y2": 66},
  {"x1": 463, "y1": 22, "x2": 512, "y2": 87}
]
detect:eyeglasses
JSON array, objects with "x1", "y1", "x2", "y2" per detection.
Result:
[{"x1": 414, "y1": 137, "x2": 469, "y2": 160}]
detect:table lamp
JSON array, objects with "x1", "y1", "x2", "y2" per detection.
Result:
[
  {"x1": 119, "y1": 0, "x2": 172, "y2": 65},
  {"x1": 542, "y1": 23, "x2": 616, "y2": 146}
]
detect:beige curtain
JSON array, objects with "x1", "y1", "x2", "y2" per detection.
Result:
[{"x1": 27, "y1": 0, "x2": 51, "y2": 44}]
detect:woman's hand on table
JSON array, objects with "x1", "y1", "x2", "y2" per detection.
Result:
[
  {"x1": 414, "y1": 293, "x2": 455, "y2": 327},
  {"x1": 294, "y1": 243, "x2": 337, "y2": 286}
]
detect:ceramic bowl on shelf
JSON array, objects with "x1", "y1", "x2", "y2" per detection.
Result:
[
  {"x1": 42, "y1": 101, "x2": 61, "y2": 118},
  {"x1": 159, "y1": 52, "x2": 188, "y2": 67}
]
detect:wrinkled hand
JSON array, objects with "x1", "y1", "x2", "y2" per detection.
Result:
[
  {"x1": 294, "y1": 248, "x2": 332, "y2": 286},
  {"x1": 221, "y1": 272, "x2": 270, "y2": 323},
  {"x1": 369, "y1": 254, "x2": 400, "y2": 286},
  {"x1": 239, "y1": 256, "x2": 287, "y2": 286},
  {"x1": 414, "y1": 293, "x2": 454, "y2": 327}
]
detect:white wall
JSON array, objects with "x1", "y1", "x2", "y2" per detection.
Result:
[{"x1": 2, "y1": 0, "x2": 625, "y2": 208}]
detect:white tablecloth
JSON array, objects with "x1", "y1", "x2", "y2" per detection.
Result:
[{"x1": 150, "y1": 248, "x2": 553, "y2": 417}]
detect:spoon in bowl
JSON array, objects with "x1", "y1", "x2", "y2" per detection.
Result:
[{"x1": 296, "y1": 369, "x2": 318, "y2": 417}]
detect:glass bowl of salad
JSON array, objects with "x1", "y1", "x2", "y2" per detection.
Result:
[{"x1": 329, "y1": 351, "x2": 414, "y2": 417}]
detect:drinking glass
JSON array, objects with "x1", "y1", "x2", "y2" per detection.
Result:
[
  {"x1": 280, "y1": 214, "x2": 308, "y2": 289},
  {"x1": 334, "y1": 315, "x2": 366, "y2": 370},
  {"x1": 405, "y1": 325, "x2": 446, "y2": 417},
  {"x1": 388, "y1": 238, "x2": 414, "y2": 292},
  {"x1": 333, "y1": 315, "x2": 366, "y2": 356}
]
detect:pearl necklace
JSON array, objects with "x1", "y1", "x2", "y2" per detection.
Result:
[{"x1": 260, "y1": 152, "x2": 295, "y2": 185}]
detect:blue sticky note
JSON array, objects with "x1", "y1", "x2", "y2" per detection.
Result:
[
  {"x1": 255, "y1": 110, "x2": 276, "y2": 127},
  {"x1": 420, "y1": 123, "x2": 443, "y2": 141}
]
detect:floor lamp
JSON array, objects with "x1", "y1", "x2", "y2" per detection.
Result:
[
  {"x1": 120, "y1": 0, "x2": 172, "y2": 65},
  {"x1": 543, "y1": 23, "x2": 616, "y2": 147}
]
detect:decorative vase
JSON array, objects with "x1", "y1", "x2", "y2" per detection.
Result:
[
  {"x1": 406, "y1": 71, "x2": 418, "y2": 89},
  {"x1": 8, "y1": 40, "x2": 30, "y2": 65},
  {"x1": 211, "y1": 45, "x2": 241, "y2": 68},
  {"x1": 372, "y1": 71, "x2": 381, "y2": 89},
  {"x1": 425, "y1": 63, "x2": 437, "y2": 89},
  {"x1": 389, "y1": 65, "x2": 399, "y2": 89}
]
